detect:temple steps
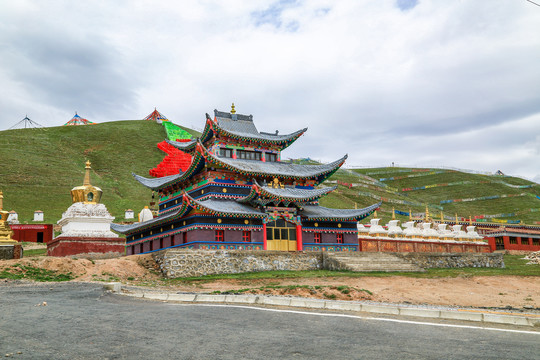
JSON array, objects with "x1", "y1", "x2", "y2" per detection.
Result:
[{"x1": 323, "y1": 252, "x2": 425, "y2": 272}]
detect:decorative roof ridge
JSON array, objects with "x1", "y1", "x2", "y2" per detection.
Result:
[
  {"x1": 166, "y1": 139, "x2": 197, "y2": 151},
  {"x1": 132, "y1": 172, "x2": 183, "y2": 190},
  {"x1": 110, "y1": 203, "x2": 189, "y2": 235},
  {"x1": 214, "y1": 109, "x2": 253, "y2": 121},
  {"x1": 213, "y1": 121, "x2": 307, "y2": 144},
  {"x1": 184, "y1": 192, "x2": 268, "y2": 219},
  {"x1": 202, "y1": 144, "x2": 347, "y2": 182},
  {"x1": 251, "y1": 179, "x2": 337, "y2": 201},
  {"x1": 133, "y1": 141, "x2": 208, "y2": 190},
  {"x1": 300, "y1": 201, "x2": 381, "y2": 221}
]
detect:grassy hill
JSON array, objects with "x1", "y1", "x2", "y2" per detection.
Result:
[
  {"x1": 320, "y1": 167, "x2": 540, "y2": 225},
  {"x1": 1, "y1": 121, "x2": 538, "y2": 226},
  {"x1": 0, "y1": 120, "x2": 198, "y2": 223}
]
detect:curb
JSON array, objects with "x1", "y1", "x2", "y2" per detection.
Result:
[{"x1": 104, "y1": 283, "x2": 540, "y2": 328}]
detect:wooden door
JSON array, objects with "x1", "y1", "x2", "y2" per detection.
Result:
[{"x1": 266, "y1": 219, "x2": 297, "y2": 251}]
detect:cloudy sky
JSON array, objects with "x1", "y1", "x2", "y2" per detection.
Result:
[{"x1": 1, "y1": 0, "x2": 539, "y2": 181}]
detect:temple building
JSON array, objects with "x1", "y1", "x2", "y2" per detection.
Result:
[{"x1": 112, "y1": 105, "x2": 379, "y2": 254}]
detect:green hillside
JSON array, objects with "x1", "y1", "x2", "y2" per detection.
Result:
[
  {"x1": 1, "y1": 121, "x2": 538, "y2": 227},
  {"x1": 0, "y1": 120, "x2": 198, "y2": 223},
  {"x1": 320, "y1": 167, "x2": 540, "y2": 225}
]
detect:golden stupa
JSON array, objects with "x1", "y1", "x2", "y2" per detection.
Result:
[
  {"x1": 70, "y1": 161, "x2": 102, "y2": 204},
  {"x1": 0, "y1": 191, "x2": 16, "y2": 244}
]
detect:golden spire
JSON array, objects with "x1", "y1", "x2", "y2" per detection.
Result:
[
  {"x1": 230, "y1": 103, "x2": 236, "y2": 114},
  {"x1": 374, "y1": 210, "x2": 378, "y2": 218},
  {"x1": 0, "y1": 190, "x2": 3, "y2": 211},
  {"x1": 83, "y1": 160, "x2": 92, "y2": 186},
  {"x1": 455, "y1": 213, "x2": 458, "y2": 224},
  {"x1": 425, "y1": 205, "x2": 430, "y2": 222},
  {"x1": 469, "y1": 215, "x2": 472, "y2": 225},
  {"x1": 440, "y1": 211, "x2": 444, "y2": 222},
  {"x1": 409, "y1": 208, "x2": 412, "y2": 220},
  {"x1": 392, "y1": 207, "x2": 396, "y2": 220}
]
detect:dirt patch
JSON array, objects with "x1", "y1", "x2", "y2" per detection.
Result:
[{"x1": 1, "y1": 254, "x2": 539, "y2": 310}]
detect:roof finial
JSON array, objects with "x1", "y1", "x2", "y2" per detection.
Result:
[
  {"x1": 0, "y1": 191, "x2": 3, "y2": 211},
  {"x1": 392, "y1": 207, "x2": 396, "y2": 220},
  {"x1": 231, "y1": 103, "x2": 236, "y2": 114}
]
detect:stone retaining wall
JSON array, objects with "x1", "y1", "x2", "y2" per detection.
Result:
[
  {"x1": 152, "y1": 249, "x2": 505, "y2": 278},
  {"x1": 393, "y1": 252, "x2": 505, "y2": 268},
  {"x1": 0, "y1": 244, "x2": 22, "y2": 260},
  {"x1": 153, "y1": 249, "x2": 323, "y2": 278}
]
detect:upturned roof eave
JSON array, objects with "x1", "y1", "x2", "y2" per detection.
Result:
[{"x1": 300, "y1": 202, "x2": 381, "y2": 221}]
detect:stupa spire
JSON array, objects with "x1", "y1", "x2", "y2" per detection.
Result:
[
  {"x1": 83, "y1": 160, "x2": 92, "y2": 186},
  {"x1": 230, "y1": 102, "x2": 236, "y2": 114}
]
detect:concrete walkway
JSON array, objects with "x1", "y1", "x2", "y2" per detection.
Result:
[{"x1": 105, "y1": 282, "x2": 540, "y2": 328}]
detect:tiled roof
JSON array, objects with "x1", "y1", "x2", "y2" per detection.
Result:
[
  {"x1": 132, "y1": 172, "x2": 182, "y2": 190},
  {"x1": 110, "y1": 208, "x2": 184, "y2": 234},
  {"x1": 189, "y1": 196, "x2": 267, "y2": 218},
  {"x1": 207, "y1": 148, "x2": 347, "y2": 180},
  {"x1": 166, "y1": 139, "x2": 197, "y2": 151},
  {"x1": 253, "y1": 180, "x2": 336, "y2": 201},
  {"x1": 214, "y1": 109, "x2": 307, "y2": 143},
  {"x1": 486, "y1": 227, "x2": 540, "y2": 236},
  {"x1": 300, "y1": 202, "x2": 381, "y2": 221}
]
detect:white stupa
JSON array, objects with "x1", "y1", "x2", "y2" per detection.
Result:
[
  {"x1": 56, "y1": 161, "x2": 118, "y2": 238},
  {"x1": 387, "y1": 219, "x2": 403, "y2": 237},
  {"x1": 369, "y1": 218, "x2": 387, "y2": 236}
]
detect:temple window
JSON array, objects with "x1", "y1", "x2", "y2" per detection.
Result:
[
  {"x1": 219, "y1": 148, "x2": 233, "y2": 158},
  {"x1": 509, "y1": 237, "x2": 518, "y2": 244},
  {"x1": 265, "y1": 153, "x2": 277, "y2": 162},
  {"x1": 215, "y1": 230, "x2": 224, "y2": 242},
  {"x1": 314, "y1": 232, "x2": 321, "y2": 243},
  {"x1": 336, "y1": 233, "x2": 344, "y2": 244},
  {"x1": 533, "y1": 239, "x2": 539, "y2": 246},
  {"x1": 237, "y1": 150, "x2": 261, "y2": 161},
  {"x1": 242, "y1": 231, "x2": 251, "y2": 242}
]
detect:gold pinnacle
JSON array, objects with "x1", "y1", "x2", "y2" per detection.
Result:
[
  {"x1": 231, "y1": 103, "x2": 236, "y2": 114},
  {"x1": 83, "y1": 161, "x2": 92, "y2": 186},
  {"x1": 392, "y1": 207, "x2": 396, "y2": 220},
  {"x1": 0, "y1": 191, "x2": 3, "y2": 211}
]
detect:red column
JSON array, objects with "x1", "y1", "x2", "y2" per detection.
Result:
[
  {"x1": 263, "y1": 222, "x2": 267, "y2": 250},
  {"x1": 296, "y1": 224, "x2": 303, "y2": 251}
]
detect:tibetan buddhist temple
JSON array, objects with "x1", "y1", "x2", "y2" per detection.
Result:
[{"x1": 112, "y1": 105, "x2": 380, "y2": 254}]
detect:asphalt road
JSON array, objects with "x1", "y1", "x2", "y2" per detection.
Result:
[{"x1": 0, "y1": 282, "x2": 538, "y2": 359}]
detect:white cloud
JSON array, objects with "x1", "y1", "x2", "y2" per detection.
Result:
[{"x1": 0, "y1": 0, "x2": 539, "y2": 180}]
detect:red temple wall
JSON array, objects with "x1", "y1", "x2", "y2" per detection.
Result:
[{"x1": 9, "y1": 224, "x2": 53, "y2": 243}]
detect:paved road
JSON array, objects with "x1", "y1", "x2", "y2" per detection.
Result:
[{"x1": 0, "y1": 282, "x2": 538, "y2": 359}]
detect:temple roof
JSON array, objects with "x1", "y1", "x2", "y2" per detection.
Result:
[
  {"x1": 205, "y1": 146, "x2": 346, "y2": 183},
  {"x1": 240, "y1": 180, "x2": 336, "y2": 204},
  {"x1": 135, "y1": 141, "x2": 347, "y2": 190},
  {"x1": 110, "y1": 206, "x2": 187, "y2": 234},
  {"x1": 299, "y1": 202, "x2": 381, "y2": 221},
  {"x1": 132, "y1": 172, "x2": 183, "y2": 190},
  {"x1": 187, "y1": 195, "x2": 267, "y2": 219},
  {"x1": 166, "y1": 139, "x2": 197, "y2": 152},
  {"x1": 214, "y1": 109, "x2": 307, "y2": 144}
]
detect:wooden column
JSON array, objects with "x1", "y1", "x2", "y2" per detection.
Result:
[
  {"x1": 263, "y1": 222, "x2": 267, "y2": 250},
  {"x1": 296, "y1": 224, "x2": 303, "y2": 251}
]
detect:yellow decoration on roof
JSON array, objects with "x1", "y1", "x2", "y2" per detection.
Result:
[{"x1": 230, "y1": 103, "x2": 236, "y2": 114}]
